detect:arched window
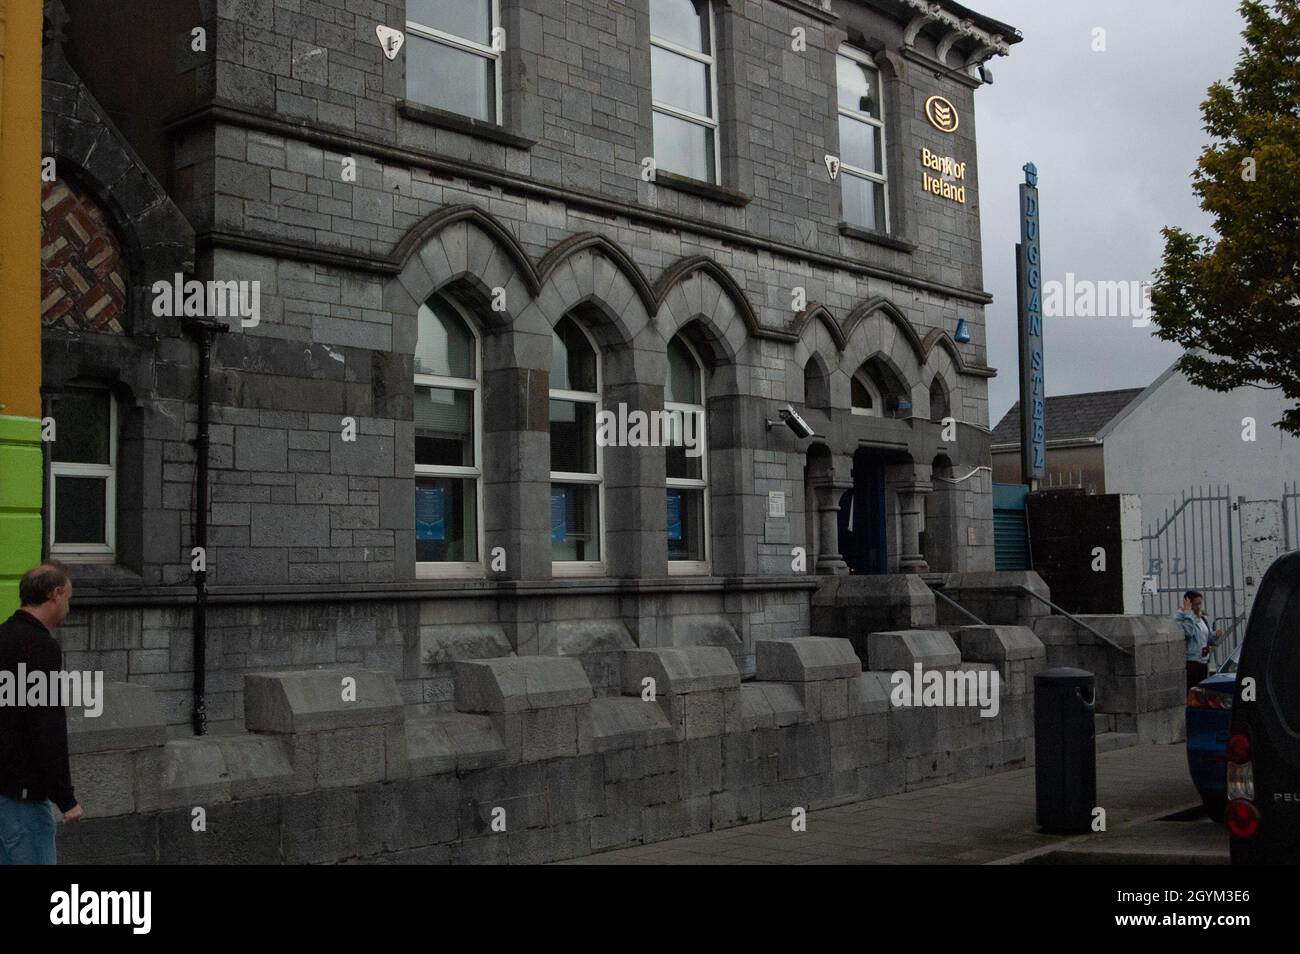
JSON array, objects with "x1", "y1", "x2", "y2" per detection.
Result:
[
  {"x1": 550, "y1": 316, "x2": 603, "y2": 570},
  {"x1": 665, "y1": 335, "x2": 709, "y2": 570},
  {"x1": 851, "y1": 369, "x2": 882, "y2": 417},
  {"x1": 929, "y1": 377, "x2": 951, "y2": 423},
  {"x1": 803, "y1": 357, "x2": 830, "y2": 411},
  {"x1": 414, "y1": 295, "x2": 481, "y2": 575}
]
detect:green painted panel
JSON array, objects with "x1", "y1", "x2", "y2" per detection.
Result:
[{"x1": 0, "y1": 415, "x2": 44, "y2": 615}]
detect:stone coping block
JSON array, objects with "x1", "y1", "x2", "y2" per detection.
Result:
[
  {"x1": 739, "y1": 683, "x2": 807, "y2": 729},
  {"x1": 856, "y1": 673, "x2": 893, "y2": 714},
  {"x1": 956, "y1": 625, "x2": 1045, "y2": 664},
  {"x1": 420, "y1": 624, "x2": 513, "y2": 667},
  {"x1": 755, "y1": 637, "x2": 861, "y2": 682},
  {"x1": 932, "y1": 570, "x2": 1050, "y2": 596},
  {"x1": 1033, "y1": 615, "x2": 1182, "y2": 676},
  {"x1": 407, "y1": 712, "x2": 505, "y2": 775},
  {"x1": 863, "y1": 630, "x2": 962, "y2": 672},
  {"x1": 68, "y1": 681, "x2": 165, "y2": 755},
  {"x1": 550, "y1": 620, "x2": 636, "y2": 655},
  {"x1": 811, "y1": 574, "x2": 934, "y2": 610},
  {"x1": 454, "y1": 655, "x2": 593, "y2": 713},
  {"x1": 672, "y1": 616, "x2": 741, "y2": 649},
  {"x1": 761, "y1": 684, "x2": 807, "y2": 725},
  {"x1": 138, "y1": 736, "x2": 294, "y2": 812},
  {"x1": 619, "y1": 647, "x2": 740, "y2": 696},
  {"x1": 244, "y1": 669, "x2": 405, "y2": 734},
  {"x1": 583, "y1": 697, "x2": 675, "y2": 752}
]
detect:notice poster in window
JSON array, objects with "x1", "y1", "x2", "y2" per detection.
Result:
[
  {"x1": 551, "y1": 491, "x2": 567, "y2": 544},
  {"x1": 666, "y1": 492, "x2": 683, "y2": 542},
  {"x1": 416, "y1": 485, "x2": 445, "y2": 541}
]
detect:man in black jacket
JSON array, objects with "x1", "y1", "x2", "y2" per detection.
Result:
[{"x1": 0, "y1": 563, "x2": 83, "y2": 864}]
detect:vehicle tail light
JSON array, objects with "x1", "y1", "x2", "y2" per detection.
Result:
[
  {"x1": 1225, "y1": 799, "x2": 1260, "y2": 839},
  {"x1": 1225, "y1": 728, "x2": 1258, "y2": 838},
  {"x1": 1227, "y1": 759, "x2": 1254, "y2": 800},
  {"x1": 1188, "y1": 688, "x2": 1232, "y2": 710}
]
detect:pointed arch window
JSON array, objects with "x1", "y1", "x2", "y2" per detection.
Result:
[
  {"x1": 550, "y1": 317, "x2": 604, "y2": 572},
  {"x1": 930, "y1": 377, "x2": 951, "y2": 423},
  {"x1": 414, "y1": 295, "x2": 482, "y2": 576},
  {"x1": 851, "y1": 369, "x2": 882, "y2": 417},
  {"x1": 666, "y1": 335, "x2": 709, "y2": 571}
]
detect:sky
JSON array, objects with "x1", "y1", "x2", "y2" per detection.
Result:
[{"x1": 972, "y1": 0, "x2": 1249, "y2": 425}]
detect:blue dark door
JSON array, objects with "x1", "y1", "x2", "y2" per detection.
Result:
[{"x1": 839, "y1": 453, "x2": 887, "y2": 574}]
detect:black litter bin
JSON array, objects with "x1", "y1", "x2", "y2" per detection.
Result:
[{"x1": 1034, "y1": 667, "x2": 1096, "y2": 833}]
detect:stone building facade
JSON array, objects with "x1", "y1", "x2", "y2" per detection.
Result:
[{"x1": 41, "y1": 0, "x2": 1020, "y2": 735}]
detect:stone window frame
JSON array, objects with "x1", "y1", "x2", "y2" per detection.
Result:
[
  {"x1": 835, "y1": 43, "x2": 891, "y2": 235},
  {"x1": 850, "y1": 367, "x2": 883, "y2": 417},
  {"x1": 549, "y1": 316, "x2": 607, "y2": 577},
  {"x1": 404, "y1": 0, "x2": 504, "y2": 124},
  {"x1": 649, "y1": 0, "x2": 723, "y2": 186},
  {"x1": 665, "y1": 334, "x2": 711, "y2": 575},
  {"x1": 413, "y1": 294, "x2": 486, "y2": 580},
  {"x1": 46, "y1": 386, "x2": 118, "y2": 562}
]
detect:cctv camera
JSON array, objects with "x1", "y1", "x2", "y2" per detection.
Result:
[{"x1": 779, "y1": 405, "x2": 815, "y2": 439}]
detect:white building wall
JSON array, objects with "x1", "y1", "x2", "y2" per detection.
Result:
[{"x1": 1102, "y1": 366, "x2": 1300, "y2": 651}]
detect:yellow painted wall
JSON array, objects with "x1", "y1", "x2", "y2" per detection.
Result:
[{"x1": 0, "y1": 0, "x2": 45, "y2": 612}]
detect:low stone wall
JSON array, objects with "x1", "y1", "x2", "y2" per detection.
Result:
[
  {"x1": 930, "y1": 571, "x2": 1052, "y2": 629},
  {"x1": 1033, "y1": 614, "x2": 1185, "y2": 743},
  {"x1": 60, "y1": 630, "x2": 1043, "y2": 865},
  {"x1": 60, "y1": 580, "x2": 812, "y2": 734}
]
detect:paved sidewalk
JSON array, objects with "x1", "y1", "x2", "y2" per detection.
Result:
[{"x1": 563, "y1": 743, "x2": 1212, "y2": 864}]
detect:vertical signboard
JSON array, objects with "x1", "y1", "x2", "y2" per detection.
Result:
[{"x1": 1016, "y1": 162, "x2": 1045, "y2": 482}]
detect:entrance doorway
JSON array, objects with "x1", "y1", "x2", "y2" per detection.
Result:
[{"x1": 839, "y1": 449, "x2": 887, "y2": 574}]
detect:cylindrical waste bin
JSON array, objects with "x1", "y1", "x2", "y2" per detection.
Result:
[{"x1": 1034, "y1": 667, "x2": 1096, "y2": 833}]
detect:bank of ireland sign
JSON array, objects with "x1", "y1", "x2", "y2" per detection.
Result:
[{"x1": 1016, "y1": 162, "x2": 1045, "y2": 481}]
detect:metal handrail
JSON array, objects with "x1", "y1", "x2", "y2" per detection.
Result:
[
  {"x1": 1016, "y1": 585, "x2": 1133, "y2": 656},
  {"x1": 926, "y1": 584, "x2": 987, "y2": 626}
]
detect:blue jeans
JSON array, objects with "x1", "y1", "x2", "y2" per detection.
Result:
[{"x1": 0, "y1": 795, "x2": 57, "y2": 865}]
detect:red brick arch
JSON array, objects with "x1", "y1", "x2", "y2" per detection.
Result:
[{"x1": 41, "y1": 176, "x2": 128, "y2": 333}]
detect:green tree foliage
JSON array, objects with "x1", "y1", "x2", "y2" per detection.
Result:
[{"x1": 1150, "y1": 0, "x2": 1300, "y2": 433}]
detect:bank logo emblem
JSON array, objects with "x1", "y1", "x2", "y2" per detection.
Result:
[{"x1": 925, "y1": 95, "x2": 959, "y2": 133}]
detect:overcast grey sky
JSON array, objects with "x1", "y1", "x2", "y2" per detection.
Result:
[{"x1": 972, "y1": 0, "x2": 1248, "y2": 425}]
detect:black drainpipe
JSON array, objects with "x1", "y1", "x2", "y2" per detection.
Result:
[{"x1": 184, "y1": 318, "x2": 227, "y2": 736}]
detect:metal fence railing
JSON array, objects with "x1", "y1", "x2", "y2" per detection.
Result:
[
  {"x1": 1284, "y1": 481, "x2": 1300, "y2": 551},
  {"x1": 1140, "y1": 484, "x2": 1239, "y2": 654}
]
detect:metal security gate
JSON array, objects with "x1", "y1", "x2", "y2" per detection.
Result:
[
  {"x1": 1285, "y1": 481, "x2": 1300, "y2": 551},
  {"x1": 1141, "y1": 485, "x2": 1241, "y2": 660},
  {"x1": 993, "y1": 483, "x2": 1030, "y2": 571}
]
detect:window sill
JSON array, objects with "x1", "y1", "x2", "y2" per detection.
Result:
[
  {"x1": 552, "y1": 562, "x2": 606, "y2": 578},
  {"x1": 837, "y1": 222, "x2": 916, "y2": 254},
  {"x1": 654, "y1": 170, "x2": 752, "y2": 207},
  {"x1": 415, "y1": 563, "x2": 486, "y2": 580},
  {"x1": 398, "y1": 101, "x2": 536, "y2": 150},
  {"x1": 667, "y1": 561, "x2": 711, "y2": 576}
]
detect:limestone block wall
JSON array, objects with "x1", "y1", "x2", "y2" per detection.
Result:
[
  {"x1": 60, "y1": 631, "x2": 1043, "y2": 865},
  {"x1": 62, "y1": 581, "x2": 813, "y2": 735},
  {"x1": 1033, "y1": 615, "x2": 1185, "y2": 744}
]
